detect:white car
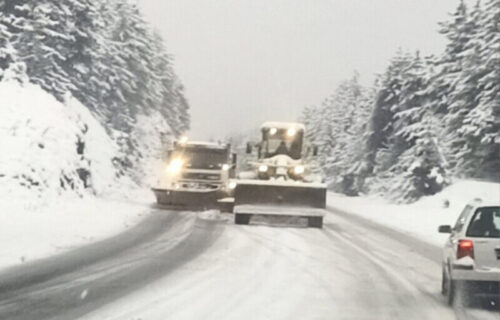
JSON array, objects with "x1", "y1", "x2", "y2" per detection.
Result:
[{"x1": 439, "y1": 200, "x2": 500, "y2": 306}]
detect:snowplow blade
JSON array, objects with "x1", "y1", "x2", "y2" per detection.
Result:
[
  {"x1": 233, "y1": 180, "x2": 326, "y2": 228},
  {"x1": 152, "y1": 187, "x2": 222, "y2": 211}
]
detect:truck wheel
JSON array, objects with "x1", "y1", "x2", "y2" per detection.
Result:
[
  {"x1": 235, "y1": 214, "x2": 251, "y2": 225},
  {"x1": 308, "y1": 217, "x2": 323, "y2": 228}
]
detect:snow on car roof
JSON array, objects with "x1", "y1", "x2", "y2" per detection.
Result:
[
  {"x1": 468, "y1": 198, "x2": 500, "y2": 208},
  {"x1": 260, "y1": 122, "x2": 305, "y2": 131}
]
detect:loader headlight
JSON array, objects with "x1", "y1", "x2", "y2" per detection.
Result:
[
  {"x1": 222, "y1": 164, "x2": 230, "y2": 171},
  {"x1": 166, "y1": 158, "x2": 184, "y2": 175},
  {"x1": 228, "y1": 181, "x2": 237, "y2": 189},
  {"x1": 269, "y1": 127, "x2": 277, "y2": 135},
  {"x1": 258, "y1": 165, "x2": 268, "y2": 172},
  {"x1": 287, "y1": 128, "x2": 296, "y2": 137},
  {"x1": 293, "y1": 165, "x2": 305, "y2": 175}
]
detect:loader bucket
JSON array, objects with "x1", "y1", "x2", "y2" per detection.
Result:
[
  {"x1": 233, "y1": 180, "x2": 326, "y2": 208},
  {"x1": 152, "y1": 187, "x2": 222, "y2": 210},
  {"x1": 233, "y1": 180, "x2": 326, "y2": 228}
]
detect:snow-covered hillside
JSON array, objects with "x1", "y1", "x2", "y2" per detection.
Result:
[
  {"x1": 328, "y1": 180, "x2": 500, "y2": 246},
  {"x1": 0, "y1": 71, "x2": 122, "y2": 199},
  {"x1": 0, "y1": 75, "x2": 152, "y2": 271}
]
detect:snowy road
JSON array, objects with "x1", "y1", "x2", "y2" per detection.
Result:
[{"x1": 1, "y1": 207, "x2": 498, "y2": 320}]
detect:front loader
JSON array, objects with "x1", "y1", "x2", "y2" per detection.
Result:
[{"x1": 233, "y1": 122, "x2": 326, "y2": 228}]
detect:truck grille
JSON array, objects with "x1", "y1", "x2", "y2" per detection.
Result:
[{"x1": 182, "y1": 172, "x2": 221, "y2": 181}]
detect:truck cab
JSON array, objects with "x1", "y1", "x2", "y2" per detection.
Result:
[
  {"x1": 166, "y1": 140, "x2": 236, "y2": 190},
  {"x1": 152, "y1": 138, "x2": 237, "y2": 209}
]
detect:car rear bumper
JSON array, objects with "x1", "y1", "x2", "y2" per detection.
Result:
[
  {"x1": 458, "y1": 281, "x2": 500, "y2": 299},
  {"x1": 452, "y1": 268, "x2": 500, "y2": 282}
]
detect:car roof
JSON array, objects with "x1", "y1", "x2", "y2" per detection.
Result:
[{"x1": 467, "y1": 198, "x2": 500, "y2": 208}]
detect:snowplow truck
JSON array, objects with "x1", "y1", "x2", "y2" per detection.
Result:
[
  {"x1": 233, "y1": 122, "x2": 326, "y2": 228},
  {"x1": 152, "y1": 139, "x2": 237, "y2": 210}
]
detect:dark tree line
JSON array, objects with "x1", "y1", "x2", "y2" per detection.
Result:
[
  {"x1": 0, "y1": 0, "x2": 190, "y2": 182},
  {"x1": 301, "y1": 0, "x2": 500, "y2": 202}
]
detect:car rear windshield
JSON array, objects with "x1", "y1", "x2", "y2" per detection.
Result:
[{"x1": 466, "y1": 206, "x2": 500, "y2": 238}]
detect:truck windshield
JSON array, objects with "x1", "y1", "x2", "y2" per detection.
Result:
[
  {"x1": 466, "y1": 206, "x2": 500, "y2": 238},
  {"x1": 174, "y1": 148, "x2": 228, "y2": 170}
]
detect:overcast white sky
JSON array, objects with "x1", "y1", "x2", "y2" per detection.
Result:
[{"x1": 137, "y1": 0, "x2": 462, "y2": 140}]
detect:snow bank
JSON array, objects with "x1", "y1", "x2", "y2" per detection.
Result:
[
  {"x1": 328, "y1": 180, "x2": 500, "y2": 246},
  {"x1": 0, "y1": 192, "x2": 153, "y2": 269},
  {"x1": 0, "y1": 76, "x2": 121, "y2": 199},
  {"x1": 0, "y1": 77, "x2": 152, "y2": 271}
]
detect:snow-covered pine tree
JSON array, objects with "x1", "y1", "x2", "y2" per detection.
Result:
[
  {"x1": 0, "y1": 3, "x2": 18, "y2": 77},
  {"x1": 388, "y1": 118, "x2": 448, "y2": 202},
  {"x1": 456, "y1": 0, "x2": 500, "y2": 178},
  {"x1": 1, "y1": 1, "x2": 78, "y2": 97},
  {"x1": 0, "y1": 0, "x2": 190, "y2": 185},
  {"x1": 300, "y1": 72, "x2": 372, "y2": 195},
  {"x1": 390, "y1": 53, "x2": 448, "y2": 201},
  {"x1": 323, "y1": 73, "x2": 364, "y2": 189},
  {"x1": 363, "y1": 50, "x2": 413, "y2": 177},
  {"x1": 439, "y1": 0, "x2": 485, "y2": 177}
]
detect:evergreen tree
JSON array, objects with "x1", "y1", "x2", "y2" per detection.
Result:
[{"x1": 0, "y1": 0, "x2": 190, "y2": 185}]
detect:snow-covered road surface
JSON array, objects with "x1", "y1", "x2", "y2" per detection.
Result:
[
  {"x1": 1, "y1": 207, "x2": 498, "y2": 320},
  {"x1": 0, "y1": 209, "x2": 223, "y2": 320}
]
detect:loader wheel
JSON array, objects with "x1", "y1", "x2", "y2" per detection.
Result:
[
  {"x1": 235, "y1": 214, "x2": 251, "y2": 225},
  {"x1": 308, "y1": 217, "x2": 323, "y2": 228}
]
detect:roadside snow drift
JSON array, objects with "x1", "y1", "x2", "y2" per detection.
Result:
[
  {"x1": 0, "y1": 77, "x2": 150, "y2": 271},
  {"x1": 328, "y1": 180, "x2": 500, "y2": 246},
  {"x1": 0, "y1": 76, "x2": 118, "y2": 199}
]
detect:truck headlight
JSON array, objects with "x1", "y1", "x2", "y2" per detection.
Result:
[
  {"x1": 228, "y1": 181, "x2": 237, "y2": 189},
  {"x1": 287, "y1": 128, "x2": 296, "y2": 137},
  {"x1": 222, "y1": 164, "x2": 230, "y2": 171},
  {"x1": 178, "y1": 136, "x2": 188, "y2": 145},
  {"x1": 293, "y1": 165, "x2": 305, "y2": 175},
  {"x1": 167, "y1": 158, "x2": 184, "y2": 175},
  {"x1": 258, "y1": 165, "x2": 268, "y2": 173}
]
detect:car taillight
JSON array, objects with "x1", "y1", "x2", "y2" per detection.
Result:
[{"x1": 457, "y1": 239, "x2": 474, "y2": 259}]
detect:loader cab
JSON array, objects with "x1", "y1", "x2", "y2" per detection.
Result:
[{"x1": 257, "y1": 122, "x2": 304, "y2": 160}]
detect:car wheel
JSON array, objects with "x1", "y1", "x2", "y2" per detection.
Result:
[
  {"x1": 441, "y1": 268, "x2": 447, "y2": 295},
  {"x1": 444, "y1": 267, "x2": 455, "y2": 306}
]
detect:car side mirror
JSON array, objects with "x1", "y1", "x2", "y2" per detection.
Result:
[
  {"x1": 232, "y1": 153, "x2": 237, "y2": 165},
  {"x1": 246, "y1": 142, "x2": 252, "y2": 154},
  {"x1": 313, "y1": 146, "x2": 319, "y2": 157},
  {"x1": 438, "y1": 225, "x2": 452, "y2": 233}
]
